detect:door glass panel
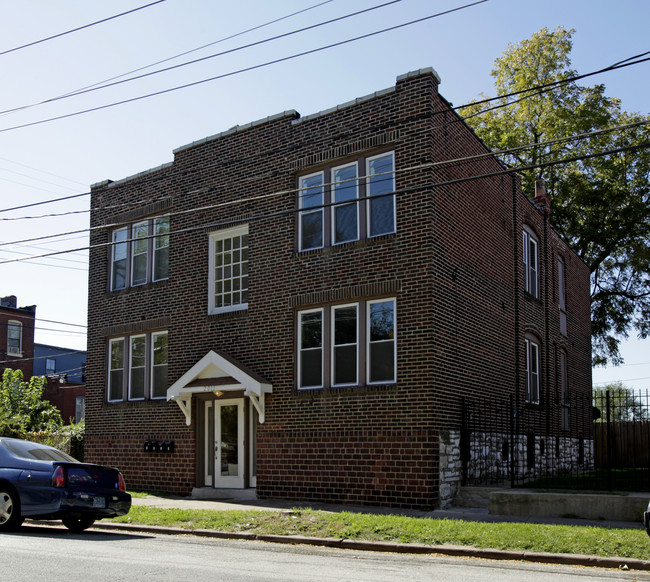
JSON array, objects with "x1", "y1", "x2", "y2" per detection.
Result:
[{"x1": 220, "y1": 405, "x2": 239, "y2": 477}]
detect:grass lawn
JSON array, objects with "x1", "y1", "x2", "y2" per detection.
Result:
[{"x1": 112, "y1": 501, "x2": 650, "y2": 562}]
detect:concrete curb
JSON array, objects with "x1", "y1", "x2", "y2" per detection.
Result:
[{"x1": 86, "y1": 521, "x2": 650, "y2": 572}]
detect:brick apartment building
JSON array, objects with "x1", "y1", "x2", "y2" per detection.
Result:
[
  {"x1": 86, "y1": 69, "x2": 592, "y2": 509},
  {"x1": 0, "y1": 295, "x2": 36, "y2": 380}
]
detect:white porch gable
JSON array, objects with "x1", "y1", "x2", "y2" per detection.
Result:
[{"x1": 167, "y1": 350, "x2": 272, "y2": 425}]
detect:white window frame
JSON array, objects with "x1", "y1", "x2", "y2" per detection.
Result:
[
  {"x1": 297, "y1": 152, "x2": 396, "y2": 253},
  {"x1": 523, "y1": 228, "x2": 539, "y2": 298},
  {"x1": 366, "y1": 152, "x2": 396, "y2": 238},
  {"x1": 107, "y1": 331, "x2": 167, "y2": 403},
  {"x1": 7, "y1": 320, "x2": 22, "y2": 356},
  {"x1": 298, "y1": 172, "x2": 325, "y2": 251},
  {"x1": 45, "y1": 358, "x2": 56, "y2": 375},
  {"x1": 208, "y1": 225, "x2": 249, "y2": 315},
  {"x1": 128, "y1": 334, "x2": 147, "y2": 401},
  {"x1": 297, "y1": 298, "x2": 396, "y2": 390},
  {"x1": 108, "y1": 338, "x2": 125, "y2": 403},
  {"x1": 331, "y1": 303, "x2": 359, "y2": 387},
  {"x1": 367, "y1": 298, "x2": 397, "y2": 385},
  {"x1": 331, "y1": 162, "x2": 359, "y2": 246},
  {"x1": 525, "y1": 337, "x2": 540, "y2": 404},
  {"x1": 298, "y1": 308, "x2": 324, "y2": 389},
  {"x1": 131, "y1": 220, "x2": 149, "y2": 287},
  {"x1": 150, "y1": 330, "x2": 168, "y2": 400},
  {"x1": 110, "y1": 216, "x2": 170, "y2": 291},
  {"x1": 152, "y1": 216, "x2": 170, "y2": 282},
  {"x1": 558, "y1": 257, "x2": 567, "y2": 336}
]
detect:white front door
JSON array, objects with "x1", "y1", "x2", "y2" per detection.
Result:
[{"x1": 204, "y1": 399, "x2": 245, "y2": 488}]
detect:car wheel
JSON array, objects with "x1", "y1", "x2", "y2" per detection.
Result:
[
  {"x1": 0, "y1": 487, "x2": 22, "y2": 531},
  {"x1": 62, "y1": 516, "x2": 96, "y2": 533}
]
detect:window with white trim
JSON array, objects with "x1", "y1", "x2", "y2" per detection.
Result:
[
  {"x1": 45, "y1": 358, "x2": 56, "y2": 375},
  {"x1": 522, "y1": 228, "x2": 539, "y2": 298},
  {"x1": 297, "y1": 298, "x2": 396, "y2": 389},
  {"x1": 110, "y1": 216, "x2": 169, "y2": 291},
  {"x1": 7, "y1": 321, "x2": 22, "y2": 356},
  {"x1": 208, "y1": 225, "x2": 249, "y2": 314},
  {"x1": 525, "y1": 337, "x2": 540, "y2": 404},
  {"x1": 298, "y1": 152, "x2": 395, "y2": 251},
  {"x1": 558, "y1": 257, "x2": 567, "y2": 336},
  {"x1": 108, "y1": 331, "x2": 168, "y2": 402}
]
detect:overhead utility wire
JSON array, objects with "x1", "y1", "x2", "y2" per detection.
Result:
[
  {"x1": 448, "y1": 51, "x2": 650, "y2": 122},
  {"x1": 0, "y1": 139, "x2": 647, "y2": 266},
  {"x1": 0, "y1": 44, "x2": 646, "y2": 215},
  {"x1": 4, "y1": 0, "x2": 337, "y2": 115},
  {"x1": 0, "y1": 0, "x2": 489, "y2": 134},
  {"x1": 0, "y1": 0, "x2": 403, "y2": 117},
  {"x1": 0, "y1": 0, "x2": 167, "y2": 57},
  {"x1": 2, "y1": 118, "x2": 648, "y2": 224}
]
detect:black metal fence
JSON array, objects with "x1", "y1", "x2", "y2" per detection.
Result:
[{"x1": 460, "y1": 389, "x2": 650, "y2": 492}]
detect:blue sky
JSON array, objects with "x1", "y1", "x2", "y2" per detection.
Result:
[{"x1": 0, "y1": 0, "x2": 648, "y2": 389}]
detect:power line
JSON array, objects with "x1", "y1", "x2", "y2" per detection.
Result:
[
  {"x1": 0, "y1": 0, "x2": 363, "y2": 117},
  {"x1": 1, "y1": 118, "x2": 647, "y2": 227},
  {"x1": 0, "y1": 1, "x2": 167, "y2": 57},
  {"x1": 0, "y1": 0, "x2": 489, "y2": 134},
  {"x1": 0, "y1": 137, "x2": 647, "y2": 266}
]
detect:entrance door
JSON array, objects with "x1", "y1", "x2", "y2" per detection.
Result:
[{"x1": 204, "y1": 399, "x2": 244, "y2": 488}]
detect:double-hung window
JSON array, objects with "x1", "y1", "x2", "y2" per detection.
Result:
[
  {"x1": 7, "y1": 321, "x2": 22, "y2": 356},
  {"x1": 298, "y1": 298, "x2": 396, "y2": 389},
  {"x1": 110, "y1": 216, "x2": 169, "y2": 291},
  {"x1": 108, "y1": 331, "x2": 168, "y2": 402},
  {"x1": 525, "y1": 337, "x2": 540, "y2": 404},
  {"x1": 208, "y1": 225, "x2": 249, "y2": 314},
  {"x1": 522, "y1": 228, "x2": 539, "y2": 298},
  {"x1": 298, "y1": 152, "x2": 395, "y2": 251},
  {"x1": 558, "y1": 257, "x2": 567, "y2": 336}
]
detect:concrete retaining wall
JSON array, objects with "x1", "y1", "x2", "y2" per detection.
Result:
[{"x1": 489, "y1": 489, "x2": 649, "y2": 522}]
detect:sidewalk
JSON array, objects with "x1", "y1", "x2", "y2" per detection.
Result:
[
  {"x1": 87, "y1": 492, "x2": 650, "y2": 571},
  {"x1": 130, "y1": 493, "x2": 644, "y2": 530}
]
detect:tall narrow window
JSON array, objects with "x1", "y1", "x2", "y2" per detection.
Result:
[
  {"x1": 153, "y1": 216, "x2": 170, "y2": 282},
  {"x1": 131, "y1": 221, "x2": 149, "y2": 286},
  {"x1": 45, "y1": 358, "x2": 56, "y2": 375},
  {"x1": 558, "y1": 257, "x2": 567, "y2": 336},
  {"x1": 525, "y1": 338, "x2": 540, "y2": 404},
  {"x1": 368, "y1": 299, "x2": 396, "y2": 384},
  {"x1": 151, "y1": 331, "x2": 168, "y2": 399},
  {"x1": 299, "y1": 310, "x2": 323, "y2": 388},
  {"x1": 7, "y1": 321, "x2": 22, "y2": 355},
  {"x1": 332, "y1": 304, "x2": 358, "y2": 386},
  {"x1": 111, "y1": 228, "x2": 128, "y2": 291},
  {"x1": 209, "y1": 225, "x2": 249, "y2": 314},
  {"x1": 523, "y1": 229, "x2": 538, "y2": 298},
  {"x1": 129, "y1": 335, "x2": 146, "y2": 400},
  {"x1": 299, "y1": 173, "x2": 324, "y2": 250},
  {"x1": 332, "y1": 163, "x2": 359, "y2": 244},
  {"x1": 108, "y1": 338, "x2": 125, "y2": 402},
  {"x1": 367, "y1": 152, "x2": 395, "y2": 237}
]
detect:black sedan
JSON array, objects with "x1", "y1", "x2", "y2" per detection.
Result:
[{"x1": 0, "y1": 437, "x2": 131, "y2": 532}]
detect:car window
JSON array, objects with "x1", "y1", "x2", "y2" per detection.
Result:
[{"x1": 1, "y1": 439, "x2": 78, "y2": 462}]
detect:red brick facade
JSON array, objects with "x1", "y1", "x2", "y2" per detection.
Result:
[
  {"x1": 0, "y1": 295, "x2": 36, "y2": 380},
  {"x1": 86, "y1": 69, "x2": 591, "y2": 508}
]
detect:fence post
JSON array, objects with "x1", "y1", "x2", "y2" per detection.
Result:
[
  {"x1": 510, "y1": 395, "x2": 515, "y2": 488},
  {"x1": 606, "y1": 390, "x2": 612, "y2": 491}
]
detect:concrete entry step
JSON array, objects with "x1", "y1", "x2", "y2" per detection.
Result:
[{"x1": 192, "y1": 487, "x2": 258, "y2": 501}]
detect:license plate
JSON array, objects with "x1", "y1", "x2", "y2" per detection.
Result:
[{"x1": 93, "y1": 497, "x2": 106, "y2": 509}]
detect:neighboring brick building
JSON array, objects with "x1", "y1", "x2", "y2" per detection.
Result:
[
  {"x1": 86, "y1": 69, "x2": 592, "y2": 509},
  {"x1": 0, "y1": 295, "x2": 36, "y2": 380}
]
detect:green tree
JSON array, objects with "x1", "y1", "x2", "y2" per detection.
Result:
[
  {"x1": 593, "y1": 382, "x2": 649, "y2": 422},
  {"x1": 0, "y1": 368, "x2": 63, "y2": 436},
  {"x1": 459, "y1": 27, "x2": 650, "y2": 366}
]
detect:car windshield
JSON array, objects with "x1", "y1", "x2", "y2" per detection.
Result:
[{"x1": 1, "y1": 439, "x2": 78, "y2": 462}]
